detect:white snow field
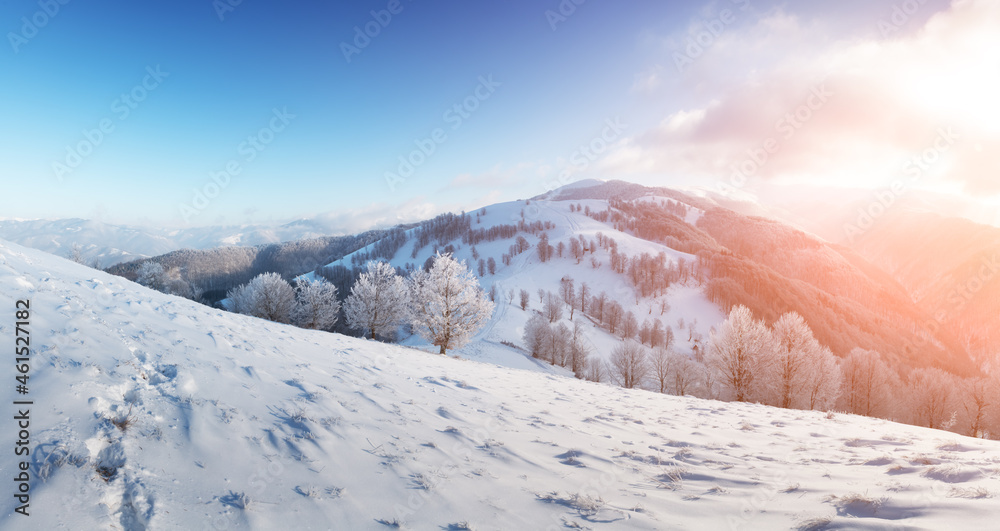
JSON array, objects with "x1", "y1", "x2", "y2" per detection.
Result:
[{"x1": 3, "y1": 239, "x2": 1000, "y2": 530}]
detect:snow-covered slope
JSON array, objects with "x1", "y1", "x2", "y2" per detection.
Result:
[
  {"x1": 307, "y1": 197, "x2": 724, "y2": 374},
  {"x1": 3, "y1": 240, "x2": 1000, "y2": 530}
]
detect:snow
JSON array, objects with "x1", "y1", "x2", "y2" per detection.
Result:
[
  {"x1": 4, "y1": 239, "x2": 1000, "y2": 529},
  {"x1": 312, "y1": 198, "x2": 724, "y2": 373}
]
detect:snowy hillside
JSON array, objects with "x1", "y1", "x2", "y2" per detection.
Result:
[
  {"x1": 307, "y1": 197, "x2": 724, "y2": 374},
  {"x1": 3, "y1": 240, "x2": 1000, "y2": 530}
]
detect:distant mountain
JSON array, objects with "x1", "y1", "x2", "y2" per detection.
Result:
[
  {"x1": 0, "y1": 217, "x2": 358, "y2": 267},
  {"x1": 848, "y1": 208, "x2": 1000, "y2": 367}
]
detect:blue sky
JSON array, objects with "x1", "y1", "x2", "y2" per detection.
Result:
[{"x1": 4, "y1": 0, "x2": 991, "y2": 230}]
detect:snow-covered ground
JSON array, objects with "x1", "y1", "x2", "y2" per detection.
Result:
[
  {"x1": 312, "y1": 198, "x2": 724, "y2": 373},
  {"x1": 3, "y1": 239, "x2": 1000, "y2": 530}
]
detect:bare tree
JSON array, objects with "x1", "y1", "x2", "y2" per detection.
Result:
[
  {"x1": 639, "y1": 319, "x2": 654, "y2": 346},
  {"x1": 569, "y1": 322, "x2": 590, "y2": 378},
  {"x1": 519, "y1": 289, "x2": 530, "y2": 311},
  {"x1": 650, "y1": 319, "x2": 666, "y2": 348},
  {"x1": 590, "y1": 291, "x2": 608, "y2": 322},
  {"x1": 523, "y1": 313, "x2": 551, "y2": 358},
  {"x1": 585, "y1": 356, "x2": 605, "y2": 383},
  {"x1": 650, "y1": 346, "x2": 671, "y2": 393},
  {"x1": 609, "y1": 341, "x2": 649, "y2": 389},
  {"x1": 840, "y1": 348, "x2": 896, "y2": 418},
  {"x1": 621, "y1": 311, "x2": 639, "y2": 339},
  {"x1": 908, "y1": 368, "x2": 956, "y2": 430},
  {"x1": 577, "y1": 282, "x2": 589, "y2": 315},
  {"x1": 805, "y1": 346, "x2": 842, "y2": 411},
  {"x1": 69, "y1": 244, "x2": 85, "y2": 264},
  {"x1": 570, "y1": 238, "x2": 583, "y2": 263},
  {"x1": 544, "y1": 292, "x2": 563, "y2": 323},
  {"x1": 604, "y1": 301, "x2": 623, "y2": 334},
  {"x1": 961, "y1": 376, "x2": 996, "y2": 438},
  {"x1": 548, "y1": 323, "x2": 571, "y2": 366},
  {"x1": 560, "y1": 277, "x2": 575, "y2": 320},
  {"x1": 669, "y1": 352, "x2": 701, "y2": 397}
]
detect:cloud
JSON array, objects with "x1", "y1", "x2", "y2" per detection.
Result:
[
  {"x1": 604, "y1": 0, "x2": 1000, "y2": 195},
  {"x1": 309, "y1": 197, "x2": 441, "y2": 234},
  {"x1": 631, "y1": 66, "x2": 663, "y2": 94},
  {"x1": 446, "y1": 162, "x2": 538, "y2": 190}
]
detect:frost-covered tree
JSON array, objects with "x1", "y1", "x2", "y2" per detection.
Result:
[
  {"x1": 705, "y1": 305, "x2": 774, "y2": 403},
  {"x1": 548, "y1": 323, "x2": 572, "y2": 366},
  {"x1": 609, "y1": 340, "x2": 648, "y2": 389},
  {"x1": 961, "y1": 376, "x2": 997, "y2": 438},
  {"x1": 537, "y1": 233, "x2": 553, "y2": 262},
  {"x1": 639, "y1": 319, "x2": 653, "y2": 346},
  {"x1": 585, "y1": 356, "x2": 605, "y2": 383},
  {"x1": 577, "y1": 282, "x2": 589, "y2": 315},
  {"x1": 344, "y1": 261, "x2": 410, "y2": 339},
  {"x1": 69, "y1": 243, "x2": 85, "y2": 264},
  {"x1": 590, "y1": 291, "x2": 608, "y2": 323},
  {"x1": 519, "y1": 289, "x2": 530, "y2": 311},
  {"x1": 293, "y1": 277, "x2": 340, "y2": 330},
  {"x1": 650, "y1": 346, "x2": 671, "y2": 393},
  {"x1": 523, "y1": 313, "x2": 551, "y2": 358},
  {"x1": 908, "y1": 368, "x2": 956, "y2": 430},
  {"x1": 805, "y1": 346, "x2": 841, "y2": 411},
  {"x1": 226, "y1": 283, "x2": 255, "y2": 315},
  {"x1": 621, "y1": 311, "x2": 639, "y2": 339},
  {"x1": 560, "y1": 277, "x2": 575, "y2": 320},
  {"x1": 227, "y1": 272, "x2": 296, "y2": 324},
  {"x1": 544, "y1": 292, "x2": 563, "y2": 323},
  {"x1": 770, "y1": 312, "x2": 822, "y2": 409},
  {"x1": 840, "y1": 348, "x2": 896, "y2": 418},
  {"x1": 651, "y1": 320, "x2": 668, "y2": 349},
  {"x1": 569, "y1": 322, "x2": 590, "y2": 378},
  {"x1": 605, "y1": 301, "x2": 623, "y2": 334},
  {"x1": 668, "y1": 351, "x2": 701, "y2": 397},
  {"x1": 136, "y1": 261, "x2": 166, "y2": 291},
  {"x1": 409, "y1": 253, "x2": 494, "y2": 355},
  {"x1": 569, "y1": 238, "x2": 583, "y2": 263}
]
